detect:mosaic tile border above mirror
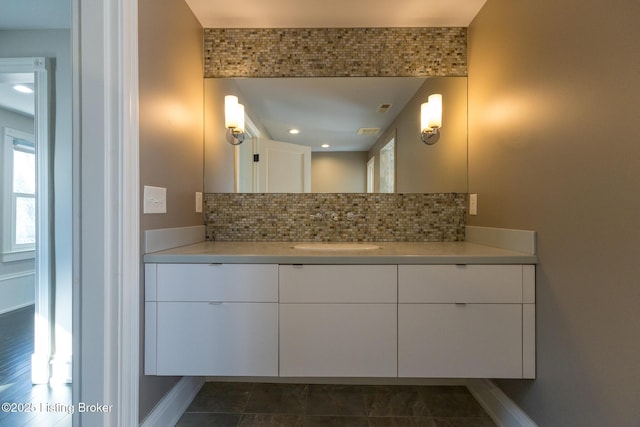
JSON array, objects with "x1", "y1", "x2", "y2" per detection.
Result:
[
  {"x1": 204, "y1": 27, "x2": 467, "y2": 78},
  {"x1": 205, "y1": 193, "x2": 466, "y2": 242}
]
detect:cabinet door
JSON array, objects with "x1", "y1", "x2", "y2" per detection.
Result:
[
  {"x1": 280, "y1": 303, "x2": 397, "y2": 377},
  {"x1": 156, "y1": 302, "x2": 278, "y2": 376},
  {"x1": 398, "y1": 304, "x2": 523, "y2": 378}
]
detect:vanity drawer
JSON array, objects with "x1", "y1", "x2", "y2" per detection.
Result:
[
  {"x1": 398, "y1": 265, "x2": 523, "y2": 303},
  {"x1": 279, "y1": 265, "x2": 397, "y2": 303},
  {"x1": 155, "y1": 263, "x2": 278, "y2": 302}
]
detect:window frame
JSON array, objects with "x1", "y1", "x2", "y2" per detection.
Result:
[
  {"x1": 367, "y1": 156, "x2": 375, "y2": 193},
  {"x1": 379, "y1": 137, "x2": 395, "y2": 194}
]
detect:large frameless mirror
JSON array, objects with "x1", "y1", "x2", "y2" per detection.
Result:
[{"x1": 204, "y1": 76, "x2": 468, "y2": 194}]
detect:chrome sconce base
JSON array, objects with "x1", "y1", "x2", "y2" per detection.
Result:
[
  {"x1": 420, "y1": 127, "x2": 440, "y2": 145},
  {"x1": 226, "y1": 128, "x2": 245, "y2": 145}
]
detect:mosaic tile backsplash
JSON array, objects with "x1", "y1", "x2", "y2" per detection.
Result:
[
  {"x1": 205, "y1": 193, "x2": 466, "y2": 242},
  {"x1": 204, "y1": 27, "x2": 467, "y2": 78}
]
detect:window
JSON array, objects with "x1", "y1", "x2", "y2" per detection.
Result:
[
  {"x1": 379, "y1": 138, "x2": 395, "y2": 193},
  {"x1": 2, "y1": 128, "x2": 35, "y2": 258}
]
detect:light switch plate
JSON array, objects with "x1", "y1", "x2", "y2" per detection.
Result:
[
  {"x1": 143, "y1": 186, "x2": 167, "y2": 214},
  {"x1": 195, "y1": 192, "x2": 203, "y2": 213},
  {"x1": 469, "y1": 193, "x2": 478, "y2": 215}
]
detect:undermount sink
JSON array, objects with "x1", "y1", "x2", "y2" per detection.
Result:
[{"x1": 292, "y1": 243, "x2": 381, "y2": 251}]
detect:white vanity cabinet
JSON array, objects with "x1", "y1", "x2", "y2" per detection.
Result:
[
  {"x1": 279, "y1": 265, "x2": 398, "y2": 377},
  {"x1": 145, "y1": 263, "x2": 279, "y2": 376},
  {"x1": 144, "y1": 260, "x2": 535, "y2": 379},
  {"x1": 398, "y1": 265, "x2": 536, "y2": 379}
]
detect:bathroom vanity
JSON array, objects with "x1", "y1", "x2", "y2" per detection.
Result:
[{"x1": 144, "y1": 239, "x2": 537, "y2": 380}]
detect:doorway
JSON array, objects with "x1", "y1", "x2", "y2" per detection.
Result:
[{"x1": 0, "y1": 28, "x2": 73, "y2": 426}]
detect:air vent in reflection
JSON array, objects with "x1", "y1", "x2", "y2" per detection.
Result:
[
  {"x1": 357, "y1": 128, "x2": 381, "y2": 136},
  {"x1": 378, "y1": 103, "x2": 392, "y2": 113}
]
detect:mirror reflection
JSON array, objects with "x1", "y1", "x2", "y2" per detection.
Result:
[{"x1": 204, "y1": 76, "x2": 467, "y2": 193}]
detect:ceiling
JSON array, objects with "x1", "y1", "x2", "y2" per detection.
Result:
[
  {"x1": 185, "y1": 0, "x2": 487, "y2": 28},
  {"x1": 0, "y1": 0, "x2": 486, "y2": 30},
  {"x1": 0, "y1": 74, "x2": 35, "y2": 117}
]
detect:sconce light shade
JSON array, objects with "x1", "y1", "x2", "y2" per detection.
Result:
[
  {"x1": 224, "y1": 95, "x2": 246, "y2": 145},
  {"x1": 426, "y1": 94, "x2": 442, "y2": 128},
  {"x1": 420, "y1": 93, "x2": 442, "y2": 145},
  {"x1": 224, "y1": 95, "x2": 237, "y2": 128}
]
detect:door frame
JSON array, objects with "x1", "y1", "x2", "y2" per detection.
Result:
[
  {"x1": 0, "y1": 57, "x2": 51, "y2": 384},
  {"x1": 72, "y1": 0, "x2": 140, "y2": 424}
]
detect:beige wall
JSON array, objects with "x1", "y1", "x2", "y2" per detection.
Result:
[
  {"x1": 370, "y1": 77, "x2": 468, "y2": 193},
  {"x1": 311, "y1": 151, "x2": 368, "y2": 193},
  {"x1": 468, "y1": 0, "x2": 640, "y2": 425},
  {"x1": 138, "y1": 0, "x2": 204, "y2": 420}
]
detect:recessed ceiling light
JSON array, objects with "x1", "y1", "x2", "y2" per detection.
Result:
[
  {"x1": 13, "y1": 84, "x2": 34, "y2": 94},
  {"x1": 289, "y1": 129, "x2": 300, "y2": 134},
  {"x1": 321, "y1": 144, "x2": 330, "y2": 148}
]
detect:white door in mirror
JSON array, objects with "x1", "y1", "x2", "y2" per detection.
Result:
[{"x1": 256, "y1": 138, "x2": 311, "y2": 193}]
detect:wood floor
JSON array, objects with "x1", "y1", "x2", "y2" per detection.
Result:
[{"x1": 0, "y1": 305, "x2": 71, "y2": 427}]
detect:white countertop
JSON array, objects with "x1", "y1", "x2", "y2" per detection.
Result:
[{"x1": 143, "y1": 241, "x2": 538, "y2": 264}]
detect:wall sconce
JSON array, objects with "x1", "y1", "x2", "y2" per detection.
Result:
[
  {"x1": 420, "y1": 94, "x2": 442, "y2": 145},
  {"x1": 225, "y1": 95, "x2": 245, "y2": 145}
]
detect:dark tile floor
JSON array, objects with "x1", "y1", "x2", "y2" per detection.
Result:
[{"x1": 177, "y1": 382, "x2": 496, "y2": 427}]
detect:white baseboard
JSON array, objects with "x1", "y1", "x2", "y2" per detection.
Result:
[
  {"x1": 139, "y1": 376, "x2": 205, "y2": 427},
  {"x1": 466, "y1": 379, "x2": 538, "y2": 427},
  {"x1": 0, "y1": 271, "x2": 35, "y2": 315},
  {"x1": 0, "y1": 301, "x2": 33, "y2": 316},
  {"x1": 31, "y1": 352, "x2": 51, "y2": 385},
  {"x1": 49, "y1": 353, "x2": 73, "y2": 384}
]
